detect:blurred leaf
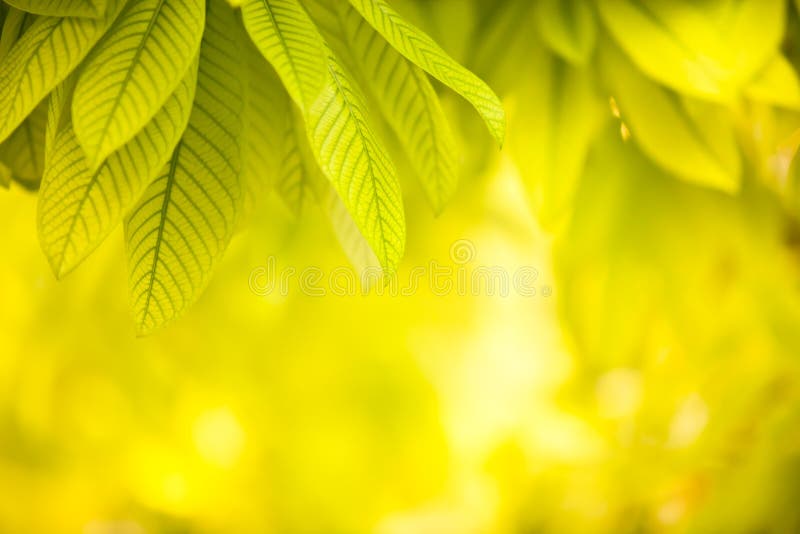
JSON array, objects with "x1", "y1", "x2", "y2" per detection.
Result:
[
  {"x1": 0, "y1": 100, "x2": 46, "y2": 189},
  {"x1": 72, "y1": 0, "x2": 205, "y2": 169},
  {"x1": 0, "y1": 0, "x2": 124, "y2": 144},
  {"x1": 597, "y1": 0, "x2": 785, "y2": 102},
  {"x1": 337, "y1": 2, "x2": 457, "y2": 214},
  {"x1": 509, "y1": 45, "x2": 606, "y2": 231},
  {"x1": 124, "y1": 0, "x2": 245, "y2": 334},
  {"x1": 4, "y1": 0, "x2": 105, "y2": 18},
  {"x1": 241, "y1": 38, "x2": 289, "y2": 220},
  {"x1": 599, "y1": 40, "x2": 741, "y2": 193},
  {"x1": 533, "y1": 0, "x2": 595, "y2": 65},
  {"x1": 348, "y1": 0, "x2": 506, "y2": 146},
  {"x1": 38, "y1": 59, "x2": 198, "y2": 278},
  {"x1": 275, "y1": 104, "x2": 326, "y2": 217},
  {"x1": 467, "y1": 0, "x2": 532, "y2": 95},
  {"x1": 745, "y1": 55, "x2": 800, "y2": 110},
  {"x1": 0, "y1": 163, "x2": 9, "y2": 188}
]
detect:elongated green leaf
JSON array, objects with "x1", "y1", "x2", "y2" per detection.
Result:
[
  {"x1": 240, "y1": 0, "x2": 327, "y2": 109},
  {"x1": 125, "y1": 0, "x2": 245, "y2": 334},
  {"x1": 347, "y1": 0, "x2": 505, "y2": 146},
  {"x1": 38, "y1": 60, "x2": 198, "y2": 279},
  {"x1": 533, "y1": 0, "x2": 596, "y2": 65},
  {"x1": 599, "y1": 40, "x2": 741, "y2": 192},
  {"x1": 73, "y1": 0, "x2": 205, "y2": 169},
  {"x1": 0, "y1": 0, "x2": 124, "y2": 144},
  {"x1": 338, "y1": 3, "x2": 457, "y2": 215},
  {"x1": 0, "y1": 100, "x2": 47, "y2": 188},
  {"x1": 597, "y1": 0, "x2": 784, "y2": 101},
  {"x1": 275, "y1": 104, "x2": 326, "y2": 216},
  {"x1": 4, "y1": 0, "x2": 106, "y2": 18},
  {"x1": 309, "y1": 56, "x2": 406, "y2": 273}
]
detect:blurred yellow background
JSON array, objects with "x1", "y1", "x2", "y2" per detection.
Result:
[
  {"x1": 6, "y1": 0, "x2": 800, "y2": 532},
  {"x1": 4, "y1": 128, "x2": 800, "y2": 533}
]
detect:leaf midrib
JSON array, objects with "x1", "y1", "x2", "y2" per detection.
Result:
[
  {"x1": 257, "y1": 0, "x2": 309, "y2": 106},
  {"x1": 93, "y1": 0, "x2": 166, "y2": 160},
  {"x1": 141, "y1": 139, "x2": 181, "y2": 324},
  {"x1": 1, "y1": 21, "x2": 60, "y2": 135},
  {"x1": 53, "y1": 140, "x2": 108, "y2": 276},
  {"x1": 327, "y1": 62, "x2": 392, "y2": 267}
]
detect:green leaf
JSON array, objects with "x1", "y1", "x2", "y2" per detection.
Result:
[
  {"x1": 240, "y1": 0, "x2": 327, "y2": 109},
  {"x1": 38, "y1": 59, "x2": 198, "y2": 279},
  {"x1": 337, "y1": 3, "x2": 457, "y2": 215},
  {"x1": 308, "y1": 56, "x2": 406, "y2": 274},
  {"x1": 599, "y1": 40, "x2": 741, "y2": 193},
  {"x1": 44, "y1": 73, "x2": 77, "y2": 169},
  {"x1": 4, "y1": 0, "x2": 106, "y2": 18},
  {"x1": 72, "y1": 0, "x2": 205, "y2": 169},
  {"x1": 509, "y1": 48, "x2": 606, "y2": 231},
  {"x1": 0, "y1": 100, "x2": 46, "y2": 188},
  {"x1": 597, "y1": 0, "x2": 785, "y2": 102},
  {"x1": 125, "y1": 0, "x2": 245, "y2": 334},
  {"x1": 0, "y1": 0, "x2": 124, "y2": 144},
  {"x1": 532, "y1": 0, "x2": 596, "y2": 65},
  {"x1": 347, "y1": 0, "x2": 505, "y2": 146}
]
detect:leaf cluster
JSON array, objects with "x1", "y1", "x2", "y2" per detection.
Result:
[{"x1": 0, "y1": 0, "x2": 504, "y2": 333}]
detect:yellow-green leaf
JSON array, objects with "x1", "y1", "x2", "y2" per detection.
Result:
[
  {"x1": 72, "y1": 0, "x2": 205, "y2": 169},
  {"x1": 597, "y1": 0, "x2": 785, "y2": 102},
  {"x1": 241, "y1": 37, "x2": 289, "y2": 219},
  {"x1": 4, "y1": 0, "x2": 106, "y2": 18},
  {"x1": 600, "y1": 40, "x2": 741, "y2": 193},
  {"x1": 745, "y1": 55, "x2": 800, "y2": 110},
  {"x1": 347, "y1": 0, "x2": 505, "y2": 146},
  {"x1": 338, "y1": 3, "x2": 457, "y2": 215},
  {"x1": 0, "y1": 100, "x2": 46, "y2": 188},
  {"x1": 0, "y1": 0, "x2": 124, "y2": 144},
  {"x1": 308, "y1": 56, "x2": 406, "y2": 274},
  {"x1": 38, "y1": 60, "x2": 198, "y2": 279},
  {"x1": 125, "y1": 0, "x2": 245, "y2": 334},
  {"x1": 240, "y1": 0, "x2": 327, "y2": 109}
]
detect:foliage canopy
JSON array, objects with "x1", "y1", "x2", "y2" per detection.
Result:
[
  {"x1": 0, "y1": 0, "x2": 504, "y2": 333},
  {"x1": 4, "y1": 0, "x2": 800, "y2": 334}
]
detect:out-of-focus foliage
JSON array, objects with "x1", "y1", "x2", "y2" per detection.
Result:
[{"x1": 4, "y1": 0, "x2": 800, "y2": 533}]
